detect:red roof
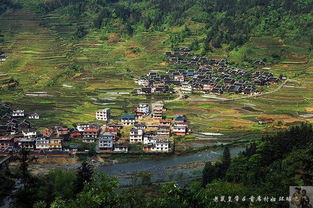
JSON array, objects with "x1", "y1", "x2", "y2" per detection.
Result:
[
  {"x1": 71, "y1": 132, "x2": 81, "y2": 137},
  {"x1": 0, "y1": 136, "x2": 13, "y2": 141},
  {"x1": 84, "y1": 128, "x2": 99, "y2": 133}
]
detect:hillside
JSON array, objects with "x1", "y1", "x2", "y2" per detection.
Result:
[{"x1": 0, "y1": 0, "x2": 313, "y2": 137}]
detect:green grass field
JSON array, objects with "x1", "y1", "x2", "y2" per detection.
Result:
[{"x1": 0, "y1": 5, "x2": 313, "y2": 139}]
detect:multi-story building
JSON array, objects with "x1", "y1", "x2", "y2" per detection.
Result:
[
  {"x1": 35, "y1": 137, "x2": 50, "y2": 150},
  {"x1": 171, "y1": 115, "x2": 189, "y2": 136},
  {"x1": 18, "y1": 139, "x2": 35, "y2": 150},
  {"x1": 156, "y1": 126, "x2": 171, "y2": 137},
  {"x1": 98, "y1": 134, "x2": 114, "y2": 151},
  {"x1": 12, "y1": 110, "x2": 24, "y2": 118},
  {"x1": 152, "y1": 103, "x2": 165, "y2": 119},
  {"x1": 172, "y1": 126, "x2": 188, "y2": 136},
  {"x1": 129, "y1": 128, "x2": 143, "y2": 143},
  {"x1": 82, "y1": 128, "x2": 100, "y2": 138},
  {"x1": 121, "y1": 115, "x2": 136, "y2": 126},
  {"x1": 144, "y1": 138, "x2": 170, "y2": 153},
  {"x1": 96, "y1": 108, "x2": 111, "y2": 121},
  {"x1": 49, "y1": 137, "x2": 63, "y2": 150},
  {"x1": 152, "y1": 139, "x2": 170, "y2": 152}
]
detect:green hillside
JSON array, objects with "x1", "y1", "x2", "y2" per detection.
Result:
[{"x1": 0, "y1": 0, "x2": 313, "y2": 135}]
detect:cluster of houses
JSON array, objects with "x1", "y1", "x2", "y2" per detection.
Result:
[
  {"x1": 96, "y1": 102, "x2": 190, "y2": 153},
  {"x1": 0, "y1": 103, "x2": 77, "y2": 154},
  {"x1": 136, "y1": 48, "x2": 285, "y2": 95},
  {"x1": 0, "y1": 101, "x2": 191, "y2": 155}
]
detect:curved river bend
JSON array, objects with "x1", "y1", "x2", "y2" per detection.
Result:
[{"x1": 98, "y1": 147, "x2": 244, "y2": 185}]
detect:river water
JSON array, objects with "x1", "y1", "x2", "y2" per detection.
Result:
[
  {"x1": 0, "y1": 147, "x2": 244, "y2": 207},
  {"x1": 97, "y1": 147, "x2": 244, "y2": 185}
]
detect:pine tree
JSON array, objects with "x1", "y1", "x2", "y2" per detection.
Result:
[{"x1": 221, "y1": 146, "x2": 231, "y2": 174}]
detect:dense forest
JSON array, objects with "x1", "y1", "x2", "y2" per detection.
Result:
[
  {"x1": 1, "y1": 123, "x2": 313, "y2": 208},
  {"x1": 31, "y1": 0, "x2": 313, "y2": 51},
  {"x1": 0, "y1": 0, "x2": 20, "y2": 15}
]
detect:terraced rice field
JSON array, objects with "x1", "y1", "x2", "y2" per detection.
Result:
[{"x1": 0, "y1": 6, "x2": 313, "y2": 136}]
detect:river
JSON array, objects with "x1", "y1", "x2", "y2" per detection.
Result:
[
  {"x1": 97, "y1": 146, "x2": 244, "y2": 185},
  {"x1": 0, "y1": 147, "x2": 244, "y2": 207}
]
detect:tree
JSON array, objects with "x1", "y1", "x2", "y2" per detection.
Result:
[
  {"x1": 74, "y1": 26, "x2": 87, "y2": 39},
  {"x1": 222, "y1": 146, "x2": 231, "y2": 172},
  {"x1": 190, "y1": 39, "x2": 200, "y2": 51},
  {"x1": 51, "y1": 173, "x2": 120, "y2": 208},
  {"x1": 202, "y1": 162, "x2": 218, "y2": 187},
  {"x1": 73, "y1": 162, "x2": 93, "y2": 194},
  {"x1": 48, "y1": 169, "x2": 77, "y2": 199},
  {"x1": 16, "y1": 148, "x2": 35, "y2": 186}
]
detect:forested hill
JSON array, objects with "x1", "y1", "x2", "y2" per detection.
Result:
[
  {"x1": 0, "y1": 0, "x2": 20, "y2": 15},
  {"x1": 29, "y1": 0, "x2": 313, "y2": 51}
]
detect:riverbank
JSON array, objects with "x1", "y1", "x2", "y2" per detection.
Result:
[{"x1": 97, "y1": 146, "x2": 245, "y2": 186}]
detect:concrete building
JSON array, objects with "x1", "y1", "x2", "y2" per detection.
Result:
[{"x1": 96, "y1": 108, "x2": 111, "y2": 121}]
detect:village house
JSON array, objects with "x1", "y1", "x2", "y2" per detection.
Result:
[
  {"x1": 129, "y1": 128, "x2": 144, "y2": 143},
  {"x1": 156, "y1": 126, "x2": 171, "y2": 137},
  {"x1": 152, "y1": 102, "x2": 165, "y2": 119},
  {"x1": 35, "y1": 137, "x2": 50, "y2": 150},
  {"x1": 171, "y1": 115, "x2": 189, "y2": 136},
  {"x1": 18, "y1": 138, "x2": 35, "y2": 150},
  {"x1": 28, "y1": 113, "x2": 40, "y2": 120},
  {"x1": 55, "y1": 126, "x2": 70, "y2": 138},
  {"x1": 152, "y1": 139, "x2": 170, "y2": 152},
  {"x1": 96, "y1": 108, "x2": 111, "y2": 121},
  {"x1": 0, "y1": 136, "x2": 14, "y2": 151},
  {"x1": 137, "y1": 77, "x2": 150, "y2": 86},
  {"x1": 121, "y1": 115, "x2": 136, "y2": 126},
  {"x1": 181, "y1": 82, "x2": 193, "y2": 92},
  {"x1": 76, "y1": 123, "x2": 99, "y2": 132},
  {"x1": 144, "y1": 138, "x2": 170, "y2": 153},
  {"x1": 106, "y1": 124, "x2": 123, "y2": 131},
  {"x1": 82, "y1": 128, "x2": 100, "y2": 138},
  {"x1": 135, "y1": 104, "x2": 150, "y2": 119},
  {"x1": 49, "y1": 137, "x2": 63, "y2": 150},
  {"x1": 143, "y1": 131, "x2": 158, "y2": 144},
  {"x1": 143, "y1": 136, "x2": 155, "y2": 145},
  {"x1": 22, "y1": 128, "x2": 37, "y2": 138},
  {"x1": 12, "y1": 110, "x2": 25, "y2": 118},
  {"x1": 113, "y1": 144, "x2": 128, "y2": 153},
  {"x1": 98, "y1": 134, "x2": 114, "y2": 151},
  {"x1": 172, "y1": 125, "x2": 188, "y2": 136},
  {"x1": 159, "y1": 120, "x2": 172, "y2": 127}
]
